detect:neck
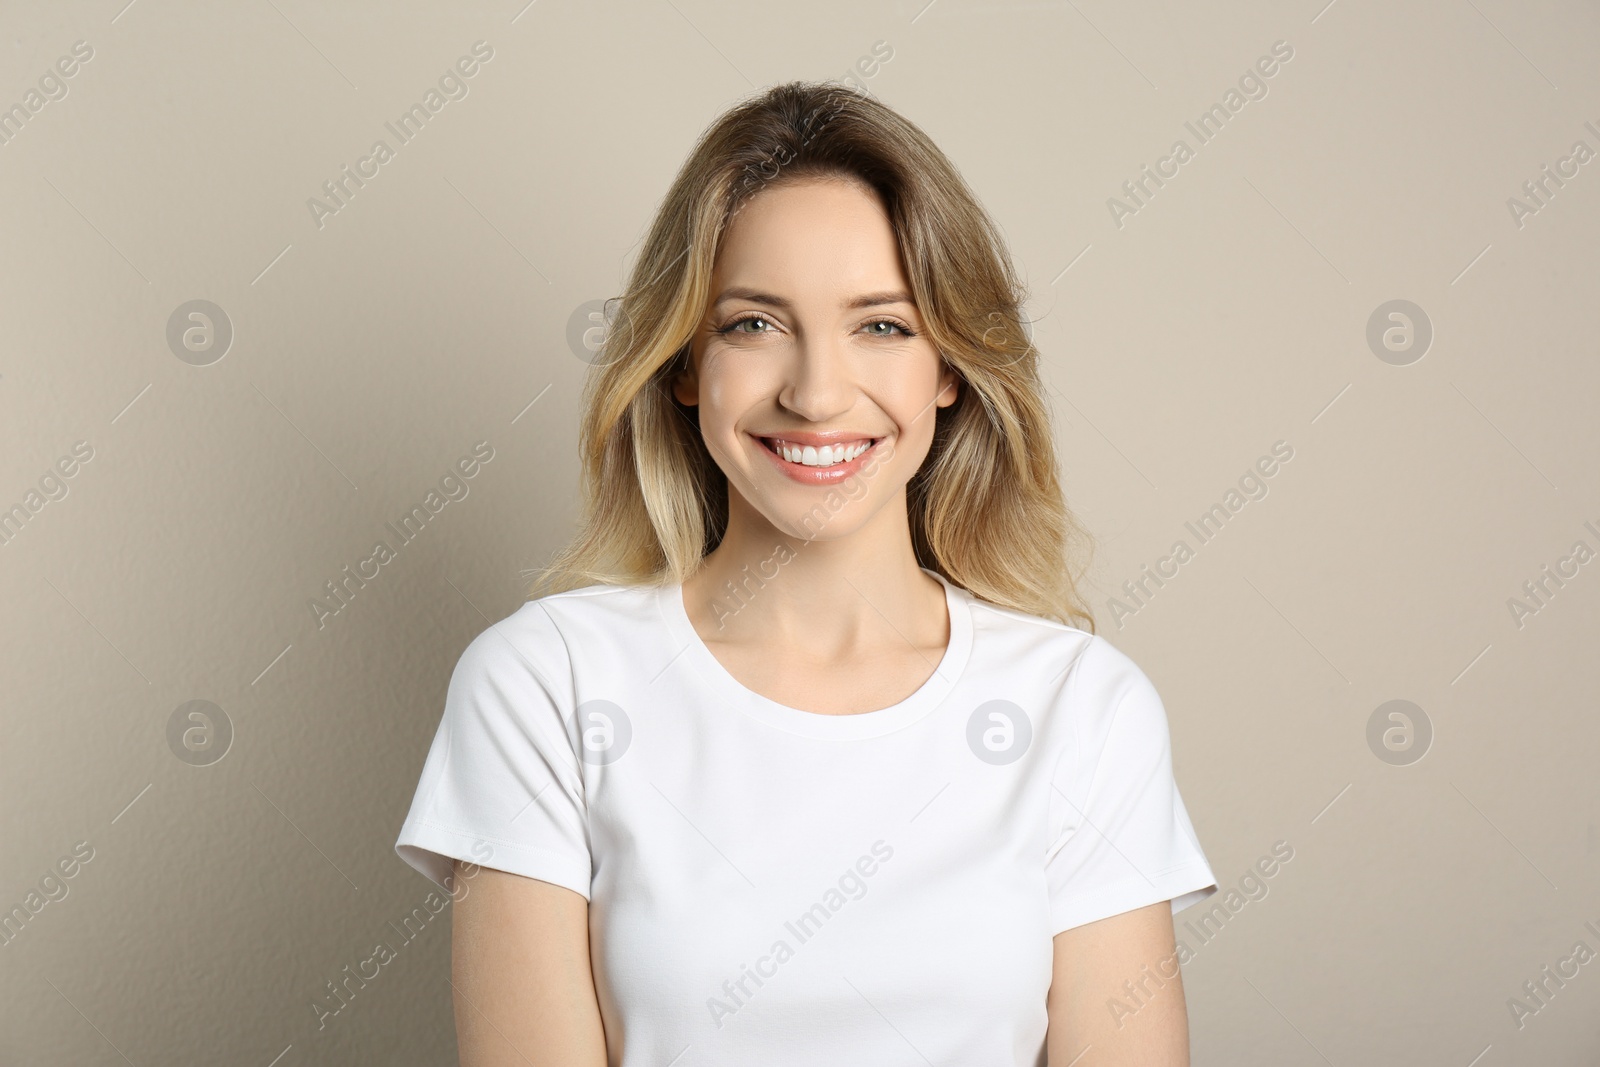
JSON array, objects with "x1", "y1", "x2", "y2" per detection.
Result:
[{"x1": 682, "y1": 493, "x2": 943, "y2": 652}]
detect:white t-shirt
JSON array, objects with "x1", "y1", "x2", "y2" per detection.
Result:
[{"x1": 395, "y1": 567, "x2": 1217, "y2": 1065}]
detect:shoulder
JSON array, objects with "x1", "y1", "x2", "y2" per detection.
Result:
[
  {"x1": 1033, "y1": 632, "x2": 1178, "y2": 793},
  {"x1": 450, "y1": 581, "x2": 660, "y2": 685},
  {"x1": 1068, "y1": 633, "x2": 1163, "y2": 721},
  {"x1": 963, "y1": 594, "x2": 1155, "y2": 714}
]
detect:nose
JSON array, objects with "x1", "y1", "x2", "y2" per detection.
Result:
[{"x1": 777, "y1": 334, "x2": 856, "y2": 424}]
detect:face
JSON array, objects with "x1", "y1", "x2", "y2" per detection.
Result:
[{"x1": 672, "y1": 176, "x2": 960, "y2": 541}]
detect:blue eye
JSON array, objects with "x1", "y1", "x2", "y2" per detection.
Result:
[
  {"x1": 715, "y1": 315, "x2": 917, "y2": 338},
  {"x1": 718, "y1": 315, "x2": 772, "y2": 334}
]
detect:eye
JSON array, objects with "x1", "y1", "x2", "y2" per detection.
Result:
[
  {"x1": 863, "y1": 318, "x2": 917, "y2": 338},
  {"x1": 716, "y1": 313, "x2": 775, "y2": 335}
]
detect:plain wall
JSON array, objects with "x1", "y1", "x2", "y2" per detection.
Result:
[{"x1": 2, "y1": 0, "x2": 1597, "y2": 1063}]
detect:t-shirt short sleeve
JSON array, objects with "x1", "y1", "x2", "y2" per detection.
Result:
[
  {"x1": 394, "y1": 602, "x2": 592, "y2": 899},
  {"x1": 1045, "y1": 634, "x2": 1217, "y2": 935}
]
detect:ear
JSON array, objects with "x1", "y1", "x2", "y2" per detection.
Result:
[
  {"x1": 670, "y1": 347, "x2": 699, "y2": 406},
  {"x1": 934, "y1": 359, "x2": 961, "y2": 409}
]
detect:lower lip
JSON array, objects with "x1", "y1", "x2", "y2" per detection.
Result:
[{"x1": 752, "y1": 435, "x2": 882, "y2": 485}]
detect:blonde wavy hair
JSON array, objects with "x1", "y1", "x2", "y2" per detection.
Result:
[{"x1": 527, "y1": 80, "x2": 1097, "y2": 631}]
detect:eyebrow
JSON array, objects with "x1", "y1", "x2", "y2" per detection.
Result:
[{"x1": 711, "y1": 286, "x2": 915, "y2": 311}]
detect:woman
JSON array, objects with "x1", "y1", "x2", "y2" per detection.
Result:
[{"x1": 396, "y1": 80, "x2": 1218, "y2": 1066}]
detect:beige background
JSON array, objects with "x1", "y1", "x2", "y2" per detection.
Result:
[{"x1": 2, "y1": 0, "x2": 1597, "y2": 1063}]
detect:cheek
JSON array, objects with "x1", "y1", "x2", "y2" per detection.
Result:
[
  {"x1": 699, "y1": 358, "x2": 773, "y2": 424},
  {"x1": 698, "y1": 380, "x2": 743, "y2": 435},
  {"x1": 876, "y1": 368, "x2": 946, "y2": 436}
]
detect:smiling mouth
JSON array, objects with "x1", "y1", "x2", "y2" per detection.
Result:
[{"x1": 758, "y1": 437, "x2": 880, "y2": 468}]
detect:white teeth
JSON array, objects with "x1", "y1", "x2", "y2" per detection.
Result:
[{"x1": 767, "y1": 439, "x2": 873, "y2": 467}]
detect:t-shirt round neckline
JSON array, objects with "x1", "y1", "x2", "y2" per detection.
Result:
[{"x1": 658, "y1": 566, "x2": 974, "y2": 740}]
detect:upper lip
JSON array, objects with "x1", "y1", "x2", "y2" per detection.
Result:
[{"x1": 751, "y1": 430, "x2": 881, "y2": 447}]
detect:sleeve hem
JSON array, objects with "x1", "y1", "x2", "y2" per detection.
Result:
[
  {"x1": 1049, "y1": 862, "x2": 1218, "y2": 936},
  {"x1": 395, "y1": 819, "x2": 592, "y2": 901}
]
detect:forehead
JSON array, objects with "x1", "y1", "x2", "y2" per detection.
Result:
[{"x1": 712, "y1": 177, "x2": 909, "y2": 298}]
